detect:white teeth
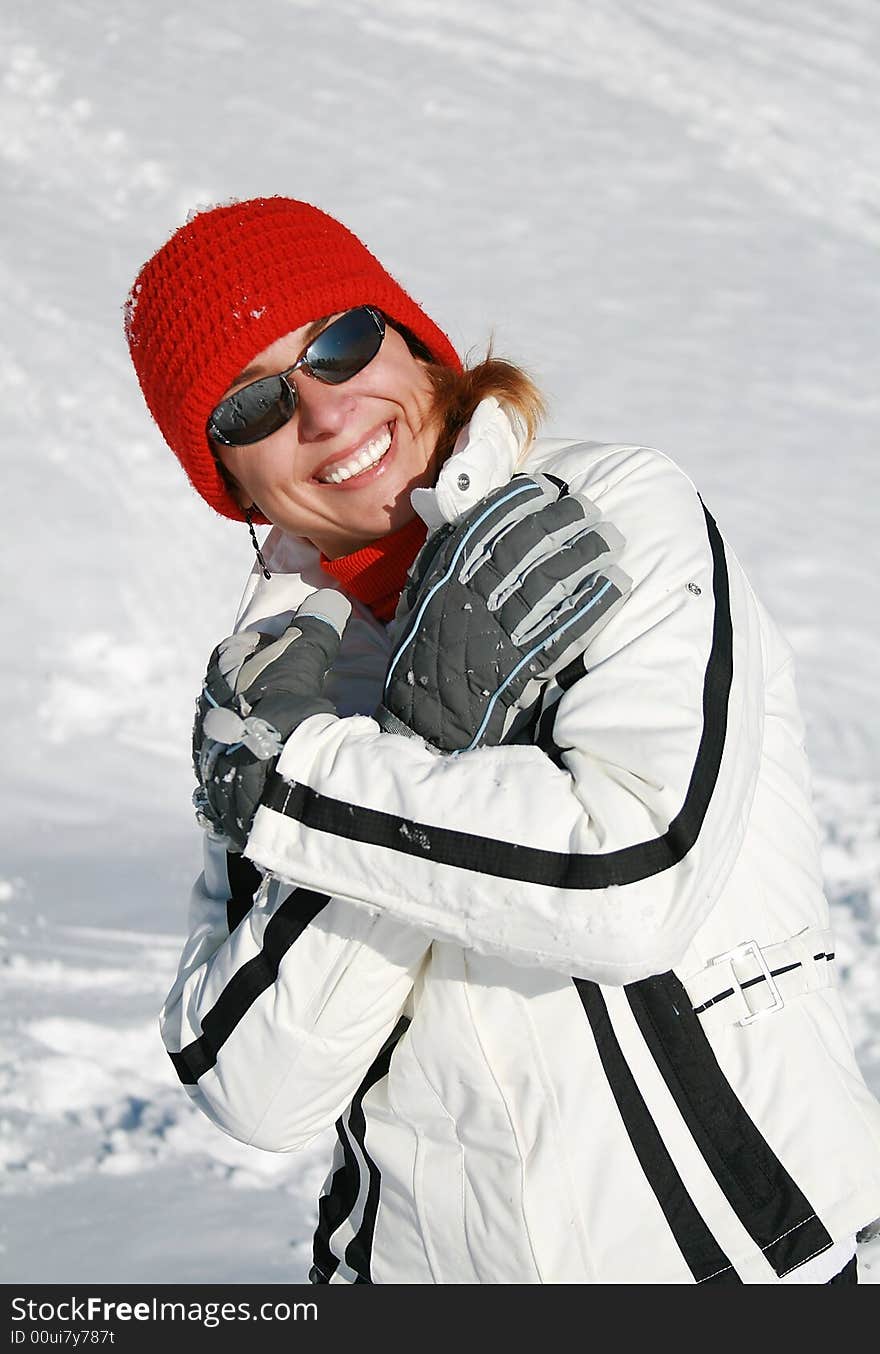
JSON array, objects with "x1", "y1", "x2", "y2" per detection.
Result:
[{"x1": 318, "y1": 427, "x2": 392, "y2": 484}]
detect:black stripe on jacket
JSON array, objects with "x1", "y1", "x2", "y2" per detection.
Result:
[
  {"x1": 263, "y1": 501, "x2": 732, "y2": 890},
  {"x1": 168, "y1": 886, "x2": 330, "y2": 1086},
  {"x1": 625, "y1": 974, "x2": 833, "y2": 1277},
  {"x1": 573, "y1": 979, "x2": 741, "y2": 1284},
  {"x1": 312, "y1": 1018, "x2": 409, "y2": 1284},
  {"x1": 225, "y1": 852, "x2": 261, "y2": 933},
  {"x1": 310, "y1": 1124, "x2": 360, "y2": 1284}
]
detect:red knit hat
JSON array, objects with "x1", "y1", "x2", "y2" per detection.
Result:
[{"x1": 124, "y1": 197, "x2": 461, "y2": 521}]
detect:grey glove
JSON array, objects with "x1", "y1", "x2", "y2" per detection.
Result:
[
  {"x1": 193, "y1": 590, "x2": 351, "y2": 851},
  {"x1": 375, "y1": 473, "x2": 630, "y2": 753}
]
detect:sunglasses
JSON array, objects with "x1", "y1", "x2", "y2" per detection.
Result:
[{"x1": 207, "y1": 305, "x2": 386, "y2": 447}]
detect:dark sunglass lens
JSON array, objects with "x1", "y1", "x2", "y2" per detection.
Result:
[
  {"x1": 306, "y1": 308, "x2": 384, "y2": 384},
  {"x1": 209, "y1": 378, "x2": 295, "y2": 446}
]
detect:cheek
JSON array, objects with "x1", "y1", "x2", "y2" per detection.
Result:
[
  {"x1": 220, "y1": 443, "x2": 290, "y2": 497},
  {"x1": 371, "y1": 338, "x2": 435, "y2": 413},
  {"x1": 395, "y1": 370, "x2": 437, "y2": 440}
]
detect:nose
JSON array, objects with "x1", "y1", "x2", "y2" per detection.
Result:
[{"x1": 293, "y1": 373, "x2": 358, "y2": 443}]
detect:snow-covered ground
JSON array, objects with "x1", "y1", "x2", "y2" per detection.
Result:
[{"x1": 2, "y1": 0, "x2": 878, "y2": 1284}]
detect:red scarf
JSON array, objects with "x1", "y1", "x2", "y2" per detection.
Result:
[{"x1": 319, "y1": 515, "x2": 428, "y2": 622}]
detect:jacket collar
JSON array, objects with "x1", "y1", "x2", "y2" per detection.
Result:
[{"x1": 410, "y1": 396, "x2": 526, "y2": 531}]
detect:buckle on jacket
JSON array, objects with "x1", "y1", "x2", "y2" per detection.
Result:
[{"x1": 710, "y1": 939, "x2": 785, "y2": 1026}]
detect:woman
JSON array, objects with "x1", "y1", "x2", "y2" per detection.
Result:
[{"x1": 126, "y1": 196, "x2": 880, "y2": 1284}]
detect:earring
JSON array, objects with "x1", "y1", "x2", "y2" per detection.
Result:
[{"x1": 245, "y1": 505, "x2": 271, "y2": 580}]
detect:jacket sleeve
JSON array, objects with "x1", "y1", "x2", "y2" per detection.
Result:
[
  {"x1": 159, "y1": 834, "x2": 431, "y2": 1151},
  {"x1": 244, "y1": 445, "x2": 768, "y2": 986}
]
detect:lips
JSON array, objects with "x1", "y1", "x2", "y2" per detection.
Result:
[{"x1": 315, "y1": 422, "x2": 394, "y2": 485}]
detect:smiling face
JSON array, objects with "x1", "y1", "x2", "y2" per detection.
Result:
[{"x1": 211, "y1": 316, "x2": 441, "y2": 558}]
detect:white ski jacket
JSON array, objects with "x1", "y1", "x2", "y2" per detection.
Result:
[{"x1": 161, "y1": 398, "x2": 880, "y2": 1284}]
